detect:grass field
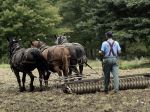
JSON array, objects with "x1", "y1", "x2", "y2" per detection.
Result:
[
  {"x1": 0, "y1": 58, "x2": 150, "y2": 70},
  {"x1": 87, "y1": 57, "x2": 150, "y2": 70},
  {"x1": 0, "y1": 58, "x2": 150, "y2": 112},
  {"x1": 0, "y1": 65, "x2": 150, "y2": 112},
  {"x1": 0, "y1": 64, "x2": 10, "y2": 68}
]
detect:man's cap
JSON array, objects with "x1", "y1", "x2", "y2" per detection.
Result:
[{"x1": 105, "y1": 31, "x2": 113, "y2": 37}]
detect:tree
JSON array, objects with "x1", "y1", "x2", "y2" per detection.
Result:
[
  {"x1": 55, "y1": 0, "x2": 150, "y2": 58},
  {"x1": 0, "y1": 0, "x2": 67, "y2": 61},
  {"x1": 0, "y1": 0, "x2": 65, "y2": 43}
]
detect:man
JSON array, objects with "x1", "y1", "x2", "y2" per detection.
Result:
[{"x1": 99, "y1": 31, "x2": 121, "y2": 94}]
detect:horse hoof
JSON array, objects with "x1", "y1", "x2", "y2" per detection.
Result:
[
  {"x1": 29, "y1": 89, "x2": 34, "y2": 92},
  {"x1": 22, "y1": 87, "x2": 26, "y2": 91},
  {"x1": 19, "y1": 89, "x2": 24, "y2": 92},
  {"x1": 45, "y1": 81, "x2": 48, "y2": 87},
  {"x1": 40, "y1": 89, "x2": 43, "y2": 92},
  {"x1": 29, "y1": 86, "x2": 35, "y2": 92},
  {"x1": 19, "y1": 87, "x2": 26, "y2": 92},
  {"x1": 78, "y1": 78, "x2": 82, "y2": 80}
]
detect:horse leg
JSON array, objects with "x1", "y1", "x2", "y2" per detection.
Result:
[
  {"x1": 14, "y1": 70, "x2": 23, "y2": 92},
  {"x1": 69, "y1": 59, "x2": 77, "y2": 75},
  {"x1": 44, "y1": 72, "x2": 51, "y2": 87},
  {"x1": 72, "y1": 66, "x2": 82, "y2": 80},
  {"x1": 37, "y1": 69, "x2": 44, "y2": 91},
  {"x1": 28, "y1": 72, "x2": 35, "y2": 92},
  {"x1": 79, "y1": 64, "x2": 83, "y2": 75},
  {"x1": 63, "y1": 65, "x2": 69, "y2": 79},
  {"x1": 68, "y1": 67, "x2": 72, "y2": 75},
  {"x1": 54, "y1": 66, "x2": 66, "y2": 82},
  {"x1": 53, "y1": 66, "x2": 62, "y2": 77},
  {"x1": 22, "y1": 72, "x2": 26, "y2": 91}
]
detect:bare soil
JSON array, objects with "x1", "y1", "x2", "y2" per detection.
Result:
[{"x1": 0, "y1": 67, "x2": 150, "y2": 112}]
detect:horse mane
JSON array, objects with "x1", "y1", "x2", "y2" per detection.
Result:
[
  {"x1": 61, "y1": 36, "x2": 68, "y2": 44},
  {"x1": 56, "y1": 36, "x2": 69, "y2": 44},
  {"x1": 9, "y1": 40, "x2": 22, "y2": 58}
]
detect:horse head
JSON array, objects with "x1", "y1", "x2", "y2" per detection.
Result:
[
  {"x1": 7, "y1": 37, "x2": 20, "y2": 48},
  {"x1": 7, "y1": 36, "x2": 18, "y2": 45},
  {"x1": 7, "y1": 36, "x2": 20, "y2": 54},
  {"x1": 55, "y1": 35, "x2": 68, "y2": 45},
  {"x1": 31, "y1": 40, "x2": 46, "y2": 49}
]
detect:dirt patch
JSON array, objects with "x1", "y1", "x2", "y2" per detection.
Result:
[{"x1": 0, "y1": 67, "x2": 150, "y2": 112}]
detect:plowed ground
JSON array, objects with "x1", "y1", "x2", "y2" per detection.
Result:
[{"x1": 0, "y1": 67, "x2": 150, "y2": 112}]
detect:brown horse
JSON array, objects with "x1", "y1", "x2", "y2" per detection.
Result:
[
  {"x1": 55, "y1": 36, "x2": 87, "y2": 79},
  {"x1": 31, "y1": 40, "x2": 70, "y2": 82},
  {"x1": 7, "y1": 37, "x2": 49, "y2": 92}
]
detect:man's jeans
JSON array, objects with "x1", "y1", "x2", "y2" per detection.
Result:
[{"x1": 103, "y1": 57, "x2": 120, "y2": 92}]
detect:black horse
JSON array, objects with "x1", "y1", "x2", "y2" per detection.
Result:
[
  {"x1": 55, "y1": 35, "x2": 87, "y2": 78},
  {"x1": 7, "y1": 37, "x2": 48, "y2": 92}
]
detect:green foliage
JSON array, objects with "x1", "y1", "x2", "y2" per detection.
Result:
[
  {"x1": 54, "y1": 0, "x2": 150, "y2": 57},
  {"x1": 0, "y1": 0, "x2": 63, "y2": 38},
  {"x1": 127, "y1": 42, "x2": 148, "y2": 57},
  {"x1": 0, "y1": 0, "x2": 150, "y2": 63},
  {"x1": 120, "y1": 57, "x2": 150, "y2": 69},
  {"x1": 0, "y1": 0, "x2": 69, "y2": 62}
]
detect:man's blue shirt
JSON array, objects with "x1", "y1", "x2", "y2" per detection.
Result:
[{"x1": 100, "y1": 38, "x2": 121, "y2": 57}]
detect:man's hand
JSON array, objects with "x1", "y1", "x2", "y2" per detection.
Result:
[{"x1": 98, "y1": 50, "x2": 103, "y2": 55}]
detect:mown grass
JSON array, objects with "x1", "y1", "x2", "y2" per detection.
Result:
[
  {"x1": 0, "y1": 64, "x2": 10, "y2": 68},
  {"x1": 0, "y1": 57, "x2": 149, "y2": 70},
  {"x1": 87, "y1": 57, "x2": 150, "y2": 70},
  {"x1": 120, "y1": 57, "x2": 150, "y2": 69}
]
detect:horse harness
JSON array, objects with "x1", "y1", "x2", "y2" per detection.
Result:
[
  {"x1": 39, "y1": 45, "x2": 64, "y2": 66},
  {"x1": 39, "y1": 45, "x2": 49, "y2": 52},
  {"x1": 11, "y1": 48, "x2": 37, "y2": 70}
]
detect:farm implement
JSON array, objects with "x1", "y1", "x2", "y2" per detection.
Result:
[{"x1": 56, "y1": 73, "x2": 150, "y2": 94}]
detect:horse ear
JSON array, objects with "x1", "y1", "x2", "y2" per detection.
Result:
[
  {"x1": 30, "y1": 40, "x2": 33, "y2": 45},
  {"x1": 54, "y1": 35, "x2": 57, "y2": 39},
  {"x1": 7, "y1": 36, "x2": 11, "y2": 42},
  {"x1": 7, "y1": 36, "x2": 16, "y2": 42}
]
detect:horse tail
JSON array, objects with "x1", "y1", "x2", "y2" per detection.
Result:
[
  {"x1": 62, "y1": 49, "x2": 70, "y2": 77},
  {"x1": 31, "y1": 49, "x2": 49, "y2": 74}
]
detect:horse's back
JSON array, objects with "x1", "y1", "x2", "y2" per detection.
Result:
[
  {"x1": 63, "y1": 42, "x2": 86, "y2": 60},
  {"x1": 47, "y1": 45, "x2": 70, "y2": 61},
  {"x1": 12, "y1": 48, "x2": 41, "y2": 67},
  {"x1": 12, "y1": 48, "x2": 25, "y2": 65}
]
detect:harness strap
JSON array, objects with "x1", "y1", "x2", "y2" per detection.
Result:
[
  {"x1": 107, "y1": 41, "x2": 116, "y2": 56},
  {"x1": 39, "y1": 45, "x2": 49, "y2": 52}
]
